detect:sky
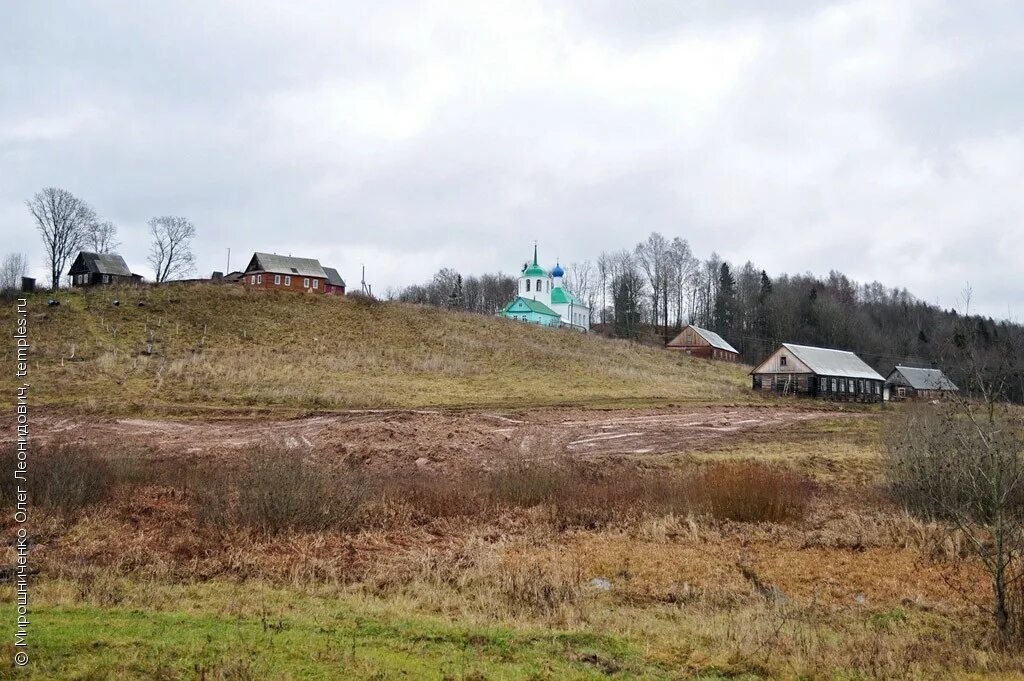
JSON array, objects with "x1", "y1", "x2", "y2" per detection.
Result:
[{"x1": 2, "y1": 0, "x2": 1022, "y2": 318}]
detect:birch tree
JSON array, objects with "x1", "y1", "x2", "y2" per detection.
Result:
[
  {"x1": 28, "y1": 187, "x2": 95, "y2": 289},
  {"x1": 148, "y1": 216, "x2": 197, "y2": 282}
]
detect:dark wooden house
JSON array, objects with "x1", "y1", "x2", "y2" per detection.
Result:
[
  {"x1": 323, "y1": 267, "x2": 346, "y2": 296},
  {"x1": 666, "y1": 324, "x2": 740, "y2": 361},
  {"x1": 751, "y1": 343, "x2": 884, "y2": 402},
  {"x1": 68, "y1": 252, "x2": 142, "y2": 287},
  {"x1": 886, "y1": 365, "x2": 959, "y2": 401}
]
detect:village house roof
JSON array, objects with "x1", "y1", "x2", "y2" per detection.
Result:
[
  {"x1": 69, "y1": 251, "x2": 134, "y2": 277},
  {"x1": 322, "y1": 267, "x2": 346, "y2": 288},
  {"x1": 778, "y1": 343, "x2": 885, "y2": 381},
  {"x1": 502, "y1": 297, "x2": 560, "y2": 317},
  {"x1": 888, "y1": 366, "x2": 959, "y2": 391},
  {"x1": 245, "y1": 252, "x2": 327, "y2": 278},
  {"x1": 668, "y1": 325, "x2": 739, "y2": 354}
]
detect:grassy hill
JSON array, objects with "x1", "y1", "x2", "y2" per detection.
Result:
[{"x1": 3, "y1": 284, "x2": 752, "y2": 415}]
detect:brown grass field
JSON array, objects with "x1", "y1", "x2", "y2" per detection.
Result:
[
  {"x1": 3, "y1": 285, "x2": 1021, "y2": 679},
  {"x1": 0, "y1": 284, "x2": 752, "y2": 415}
]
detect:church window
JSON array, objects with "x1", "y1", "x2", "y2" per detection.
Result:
[
  {"x1": 536, "y1": 279, "x2": 542, "y2": 291},
  {"x1": 526, "y1": 280, "x2": 530, "y2": 292}
]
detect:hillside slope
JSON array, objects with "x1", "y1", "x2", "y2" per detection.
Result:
[{"x1": 3, "y1": 285, "x2": 752, "y2": 415}]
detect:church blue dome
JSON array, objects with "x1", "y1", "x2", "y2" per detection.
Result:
[{"x1": 551, "y1": 262, "x2": 564, "y2": 278}]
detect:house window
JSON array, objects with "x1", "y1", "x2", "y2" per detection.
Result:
[
  {"x1": 831, "y1": 378, "x2": 837, "y2": 392},
  {"x1": 274, "y1": 274, "x2": 281, "y2": 285},
  {"x1": 285, "y1": 275, "x2": 291, "y2": 286},
  {"x1": 251, "y1": 275, "x2": 257, "y2": 284},
  {"x1": 312, "y1": 279, "x2": 318, "y2": 289},
  {"x1": 849, "y1": 380, "x2": 855, "y2": 394},
  {"x1": 102, "y1": 275, "x2": 109, "y2": 284},
  {"x1": 303, "y1": 278, "x2": 310, "y2": 288},
  {"x1": 257, "y1": 274, "x2": 263, "y2": 284},
  {"x1": 780, "y1": 356, "x2": 787, "y2": 367}
]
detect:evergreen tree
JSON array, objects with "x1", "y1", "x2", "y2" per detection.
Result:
[{"x1": 713, "y1": 263, "x2": 737, "y2": 334}]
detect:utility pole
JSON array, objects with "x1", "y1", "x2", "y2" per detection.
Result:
[{"x1": 226, "y1": 247, "x2": 231, "y2": 273}]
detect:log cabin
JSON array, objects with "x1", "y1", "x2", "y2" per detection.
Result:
[
  {"x1": 751, "y1": 343, "x2": 885, "y2": 402},
  {"x1": 665, "y1": 325, "x2": 740, "y2": 361},
  {"x1": 886, "y1": 365, "x2": 959, "y2": 401},
  {"x1": 67, "y1": 252, "x2": 142, "y2": 287}
]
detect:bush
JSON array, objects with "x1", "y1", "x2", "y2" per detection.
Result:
[
  {"x1": 0, "y1": 443, "x2": 117, "y2": 518},
  {"x1": 689, "y1": 462, "x2": 813, "y2": 523},
  {"x1": 194, "y1": 447, "x2": 365, "y2": 534}
]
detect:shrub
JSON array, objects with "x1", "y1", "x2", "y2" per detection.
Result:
[
  {"x1": 690, "y1": 462, "x2": 813, "y2": 523},
  {"x1": 0, "y1": 443, "x2": 117, "y2": 518},
  {"x1": 194, "y1": 447, "x2": 365, "y2": 534}
]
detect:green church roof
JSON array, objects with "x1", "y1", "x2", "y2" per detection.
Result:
[
  {"x1": 550, "y1": 287, "x2": 578, "y2": 305},
  {"x1": 502, "y1": 296, "x2": 560, "y2": 317}
]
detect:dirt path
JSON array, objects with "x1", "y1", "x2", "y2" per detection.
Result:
[{"x1": 23, "y1": 405, "x2": 854, "y2": 470}]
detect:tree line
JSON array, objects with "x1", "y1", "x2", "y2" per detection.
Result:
[
  {"x1": 2, "y1": 186, "x2": 198, "y2": 292},
  {"x1": 391, "y1": 231, "x2": 1024, "y2": 402}
]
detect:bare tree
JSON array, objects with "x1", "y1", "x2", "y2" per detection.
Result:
[
  {"x1": 0, "y1": 253, "x2": 28, "y2": 291},
  {"x1": 566, "y1": 260, "x2": 593, "y2": 309},
  {"x1": 84, "y1": 220, "x2": 120, "y2": 253},
  {"x1": 28, "y1": 187, "x2": 96, "y2": 289},
  {"x1": 148, "y1": 216, "x2": 197, "y2": 282},
  {"x1": 886, "y1": 321, "x2": 1024, "y2": 640}
]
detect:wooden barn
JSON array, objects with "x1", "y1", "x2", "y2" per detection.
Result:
[
  {"x1": 886, "y1": 365, "x2": 959, "y2": 401},
  {"x1": 666, "y1": 325, "x2": 740, "y2": 361},
  {"x1": 751, "y1": 343, "x2": 885, "y2": 402},
  {"x1": 68, "y1": 251, "x2": 142, "y2": 287}
]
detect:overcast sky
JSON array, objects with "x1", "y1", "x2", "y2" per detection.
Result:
[{"x1": 2, "y1": 1, "x2": 1022, "y2": 318}]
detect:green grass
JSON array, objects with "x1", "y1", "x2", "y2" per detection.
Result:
[
  {"x1": 0, "y1": 581, "x2": 685, "y2": 680},
  {"x1": 1, "y1": 284, "x2": 752, "y2": 415}
]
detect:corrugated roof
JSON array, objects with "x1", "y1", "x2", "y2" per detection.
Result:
[
  {"x1": 503, "y1": 297, "x2": 560, "y2": 316},
  {"x1": 71, "y1": 251, "x2": 133, "y2": 277},
  {"x1": 690, "y1": 326, "x2": 739, "y2": 354},
  {"x1": 322, "y1": 267, "x2": 346, "y2": 287},
  {"x1": 248, "y1": 252, "x2": 326, "y2": 278},
  {"x1": 890, "y1": 366, "x2": 959, "y2": 391},
  {"x1": 782, "y1": 343, "x2": 884, "y2": 381}
]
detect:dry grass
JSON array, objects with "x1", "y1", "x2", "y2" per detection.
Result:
[{"x1": 0, "y1": 283, "x2": 753, "y2": 415}]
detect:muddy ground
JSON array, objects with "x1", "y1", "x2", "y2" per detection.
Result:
[{"x1": 22, "y1": 405, "x2": 853, "y2": 470}]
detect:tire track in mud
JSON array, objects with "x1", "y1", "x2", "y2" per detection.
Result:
[{"x1": 24, "y1": 406, "x2": 855, "y2": 470}]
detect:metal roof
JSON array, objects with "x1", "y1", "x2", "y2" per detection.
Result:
[
  {"x1": 70, "y1": 251, "x2": 133, "y2": 277},
  {"x1": 889, "y1": 366, "x2": 959, "y2": 391},
  {"x1": 781, "y1": 343, "x2": 885, "y2": 381},
  {"x1": 550, "y1": 286, "x2": 580, "y2": 305},
  {"x1": 247, "y1": 252, "x2": 326, "y2": 278},
  {"x1": 322, "y1": 267, "x2": 346, "y2": 287},
  {"x1": 690, "y1": 326, "x2": 739, "y2": 354},
  {"x1": 502, "y1": 297, "x2": 560, "y2": 316}
]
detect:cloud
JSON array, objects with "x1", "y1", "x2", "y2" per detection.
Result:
[{"x1": 0, "y1": 0, "x2": 1021, "y2": 319}]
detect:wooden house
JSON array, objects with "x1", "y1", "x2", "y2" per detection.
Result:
[
  {"x1": 886, "y1": 365, "x2": 959, "y2": 401},
  {"x1": 323, "y1": 267, "x2": 346, "y2": 295},
  {"x1": 666, "y1": 325, "x2": 740, "y2": 361},
  {"x1": 751, "y1": 343, "x2": 884, "y2": 402},
  {"x1": 68, "y1": 252, "x2": 142, "y2": 287},
  {"x1": 240, "y1": 253, "x2": 330, "y2": 293}
]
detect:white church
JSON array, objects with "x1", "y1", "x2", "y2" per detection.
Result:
[{"x1": 498, "y1": 245, "x2": 591, "y2": 332}]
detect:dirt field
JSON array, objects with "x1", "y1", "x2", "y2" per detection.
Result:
[{"x1": 26, "y1": 404, "x2": 854, "y2": 471}]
